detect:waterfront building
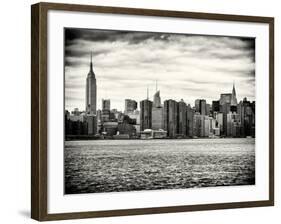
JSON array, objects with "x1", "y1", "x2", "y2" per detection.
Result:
[
  {"x1": 140, "y1": 99, "x2": 153, "y2": 131},
  {"x1": 113, "y1": 134, "x2": 130, "y2": 139},
  {"x1": 193, "y1": 114, "x2": 210, "y2": 137},
  {"x1": 220, "y1": 102, "x2": 230, "y2": 136},
  {"x1": 227, "y1": 112, "x2": 241, "y2": 137},
  {"x1": 134, "y1": 124, "x2": 141, "y2": 134},
  {"x1": 208, "y1": 116, "x2": 216, "y2": 136},
  {"x1": 125, "y1": 99, "x2": 137, "y2": 114},
  {"x1": 151, "y1": 89, "x2": 164, "y2": 130},
  {"x1": 193, "y1": 114, "x2": 201, "y2": 137},
  {"x1": 85, "y1": 114, "x2": 97, "y2": 135},
  {"x1": 153, "y1": 129, "x2": 168, "y2": 139},
  {"x1": 164, "y1": 99, "x2": 178, "y2": 137},
  {"x1": 116, "y1": 123, "x2": 136, "y2": 137},
  {"x1": 152, "y1": 107, "x2": 164, "y2": 130},
  {"x1": 237, "y1": 98, "x2": 255, "y2": 137},
  {"x1": 178, "y1": 99, "x2": 187, "y2": 136},
  {"x1": 186, "y1": 104, "x2": 195, "y2": 137},
  {"x1": 140, "y1": 129, "x2": 167, "y2": 139},
  {"x1": 85, "y1": 52, "x2": 97, "y2": 114},
  {"x1": 65, "y1": 119, "x2": 87, "y2": 135},
  {"x1": 102, "y1": 121, "x2": 118, "y2": 136},
  {"x1": 215, "y1": 112, "x2": 223, "y2": 134},
  {"x1": 213, "y1": 127, "x2": 220, "y2": 136},
  {"x1": 65, "y1": 110, "x2": 87, "y2": 136}
]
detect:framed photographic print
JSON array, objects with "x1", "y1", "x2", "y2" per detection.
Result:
[{"x1": 31, "y1": 2, "x2": 274, "y2": 221}]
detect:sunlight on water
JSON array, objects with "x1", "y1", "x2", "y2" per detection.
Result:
[{"x1": 64, "y1": 138, "x2": 255, "y2": 194}]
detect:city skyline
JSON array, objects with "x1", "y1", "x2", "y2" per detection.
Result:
[
  {"x1": 65, "y1": 28, "x2": 255, "y2": 112},
  {"x1": 67, "y1": 82, "x2": 249, "y2": 114}
]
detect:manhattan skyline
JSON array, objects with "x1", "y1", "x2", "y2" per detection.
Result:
[{"x1": 65, "y1": 28, "x2": 255, "y2": 112}]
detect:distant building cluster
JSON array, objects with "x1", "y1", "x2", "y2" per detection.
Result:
[{"x1": 65, "y1": 53, "x2": 255, "y2": 140}]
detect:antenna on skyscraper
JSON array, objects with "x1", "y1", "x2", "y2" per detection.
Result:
[
  {"x1": 156, "y1": 80, "x2": 158, "y2": 92},
  {"x1": 89, "y1": 51, "x2": 93, "y2": 72},
  {"x1": 147, "y1": 85, "x2": 149, "y2": 100}
]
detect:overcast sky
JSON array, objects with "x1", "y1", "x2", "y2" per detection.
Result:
[{"x1": 64, "y1": 28, "x2": 255, "y2": 112}]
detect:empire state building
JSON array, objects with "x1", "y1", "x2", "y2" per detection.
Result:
[{"x1": 85, "y1": 53, "x2": 97, "y2": 114}]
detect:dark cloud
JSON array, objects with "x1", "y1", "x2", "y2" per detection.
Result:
[
  {"x1": 64, "y1": 28, "x2": 172, "y2": 46},
  {"x1": 65, "y1": 48, "x2": 111, "y2": 59},
  {"x1": 65, "y1": 59, "x2": 86, "y2": 67}
]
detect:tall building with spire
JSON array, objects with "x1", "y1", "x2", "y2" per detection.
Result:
[
  {"x1": 230, "y1": 83, "x2": 238, "y2": 113},
  {"x1": 231, "y1": 83, "x2": 238, "y2": 106},
  {"x1": 152, "y1": 81, "x2": 164, "y2": 130},
  {"x1": 85, "y1": 52, "x2": 97, "y2": 114}
]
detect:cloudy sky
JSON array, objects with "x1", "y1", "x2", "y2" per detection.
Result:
[{"x1": 64, "y1": 28, "x2": 255, "y2": 112}]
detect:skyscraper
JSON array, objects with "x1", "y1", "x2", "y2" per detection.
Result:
[
  {"x1": 178, "y1": 99, "x2": 187, "y2": 136},
  {"x1": 151, "y1": 86, "x2": 164, "y2": 130},
  {"x1": 186, "y1": 104, "x2": 194, "y2": 137},
  {"x1": 230, "y1": 83, "x2": 238, "y2": 112},
  {"x1": 231, "y1": 83, "x2": 238, "y2": 106},
  {"x1": 140, "y1": 99, "x2": 152, "y2": 131},
  {"x1": 164, "y1": 100, "x2": 178, "y2": 137},
  {"x1": 237, "y1": 98, "x2": 255, "y2": 137},
  {"x1": 85, "y1": 52, "x2": 97, "y2": 114},
  {"x1": 140, "y1": 87, "x2": 153, "y2": 131},
  {"x1": 153, "y1": 80, "x2": 161, "y2": 108},
  {"x1": 227, "y1": 112, "x2": 241, "y2": 137},
  {"x1": 221, "y1": 103, "x2": 230, "y2": 136}
]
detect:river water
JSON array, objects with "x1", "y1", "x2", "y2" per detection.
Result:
[{"x1": 65, "y1": 138, "x2": 255, "y2": 194}]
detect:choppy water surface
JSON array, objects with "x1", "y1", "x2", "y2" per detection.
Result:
[{"x1": 65, "y1": 138, "x2": 255, "y2": 194}]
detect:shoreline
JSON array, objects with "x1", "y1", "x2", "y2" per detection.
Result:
[{"x1": 65, "y1": 136, "x2": 255, "y2": 141}]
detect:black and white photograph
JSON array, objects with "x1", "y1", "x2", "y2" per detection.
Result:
[{"x1": 64, "y1": 28, "x2": 256, "y2": 194}]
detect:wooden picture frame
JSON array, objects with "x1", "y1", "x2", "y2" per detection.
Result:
[{"x1": 31, "y1": 2, "x2": 274, "y2": 221}]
